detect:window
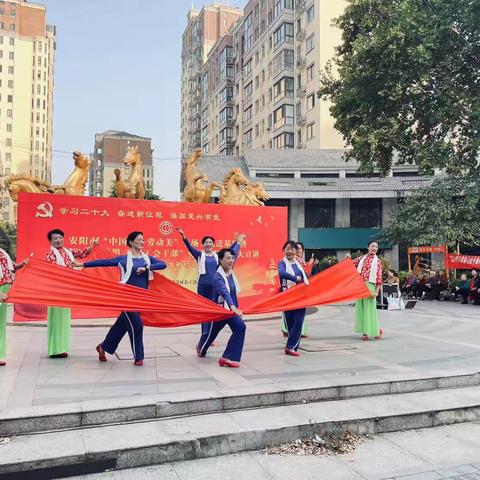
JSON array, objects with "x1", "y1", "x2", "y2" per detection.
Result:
[
  {"x1": 272, "y1": 132, "x2": 294, "y2": 149},
  {"x1": 7, "y1": 79, "x2": 12, "y2": 88},
  {"x1": 307, "y1": 5, "x2": 315, "y2": 22},
  {"x1": 257, "y1": 172, "x2": 294, "y2": 178},
  {"x1": 6, "y1": 123, "x2": 11, "y2": 132},
  {"x1": 7, "y1": 94, "x2": 12, "y2": 102},
  {"x1": 307, "y1": 63, "x2": 315, "y2": 81},
  {"x1": 244, "y1": 105, "x2": 252, "y2": 122},
  {"x1": 305, "y1": 199, "x2": 335, "y2": 228},
  {"x1": 243, "y1": 13, "x2": 253, "y2": 52},
  {"x1": 8, "y1": 65, "x2": 13, "y2": 74},
  {"x1": 273, "y1": 22, "x2": 294, "y2": 50},
  {"x1": 6, "y1": 138, "x2": 11, "y2": 146},
  {"x1": 350, "y1": 199, "x2": 383, "y2": 228},
  {"x1": 272, "y1": 48, "x2": 294, "y2": 75},
  {"x1": 9, "y1": 37, "x2": 13, "y2": 45},
  {"x1": 219, "y1": 86, "x2": 233, "y2": 105},
  {"x1": 220, "y1": 127, "x2": 233, "y2": 143},
  {"x1": 273, "y1": 0, "x2": 293, "y2": 19},
  {"x1": 243, "y1": 58, "x2": 252, "y2": 76},
  {"x1": 244, "y1": 81, "x2": 253, "y2": 99},
  {"x1": 273, "y1": 76, "x2": 294, "y2": 102},
  {"x1": 307, "y1": 93, "x2": 315, "y2": 110},
  {"x1": 244, "y1": 128, "x2": 252, "y2": 147},
  {"x1": 219, "y1": 106, "x2": 233, "y2": 124},
  {"x1": 8, "y1": 23, "x2": 14, "y2": 31},
  {"x1": 9, "y1": 9, "x2": 14, "y2": 17},
  {"x1": 7, "y1": 109, "x2": 12, "y2": 117},
  {"x1": 306, "y1": 122, "x2": 314, "y2": 140},
  {"x1": 306, "y1": 33, "x2": 314, "y2": 53},
  {"x1": 273, "y1": 104, "x2": 294, "y2": 129}
]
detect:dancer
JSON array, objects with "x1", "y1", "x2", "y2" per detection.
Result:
[
  {"x1": 278, "y1": 240, "x2": 309, "y2": 356},
  {"x1": 45, "y1": 229, "x2": 98, "y2": 358},
  {"x1": 349, "y1": 241, "x2": 383, "y2": 340},
  {"x1": 176, "y1": 228, "x2": 245, "y2": 334},
  {"x1": 196, "y1": 248, "x2": 246, "y2": 368},
  {"x1": 281, "y1": 241, "x2": 313, "y2": 338},
  {"x1": 82, "y1": 231, "x2": 166, "y2": 366},
  {"x1": 0, "y1": 250, "x2": 28, "y2": 366}
]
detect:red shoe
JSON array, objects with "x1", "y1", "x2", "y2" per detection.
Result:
[
  {"x1": 375, "y1": 328, "x2": 384, "y2": 340},
  {"x1": 0, "y1": 361, "x2": 5, "y2": 366},
  {"x1": 96, "y1": 344, "x2": 107, "y2": 362},
  {"x1": 50, "y1": 352, "x2": 69, "y2": 358},
  {"x1": 196, "y1": 344, "x2": 205, "y2": 358},
  {"x1": 284, "y1": 348, "x2": 300, "y2": 357},
  {"x1": 282, "y1": 332, "x2": 288, "y2": 337},
  {"x1": 362, "y1": 334, "x2": 369, "y2": 341},
  {"x1": 218, "y1": 357, "x2": 240, "y2": 368},
  {"x1": 134, "y1": 360, "x2": 144, "y2": 366}
]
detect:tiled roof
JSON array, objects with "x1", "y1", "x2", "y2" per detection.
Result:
[
  {"x1": 244, "y1": 149, "x2": 357, "y2": 169},
  {"x1": 100, "y1": 130, "x2": 151, "y2": 140}
]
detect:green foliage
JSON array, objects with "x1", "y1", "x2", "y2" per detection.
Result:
[
  {"x1": 0, "y1": 222, "x2": 16, "y2": 260},
  {"x1": 318, "y1": 0, "x2": 480, "y2": 176},
  {"x1": 398, "y1": 270, "x2": 409, "y2": 286},
  {"x1": 317, "y1": 255, "x2": 339, "y2": 272},
  {"x1": 109, "y1": 183, "x2": 162, "y2": 201},
  {"x1": 380, "y1": 177, "x2": 480, "y2": 247}
]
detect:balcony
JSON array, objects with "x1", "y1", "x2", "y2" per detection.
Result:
[
  {"x1": 220, "y1": 137, "x2": 235, "y2": 148},
  {"x1": 295, "y1": 0, "x2": 306, "y2": 14},
  {"x1": 297, "y1": 85, "x2": 306, "y2": 97},
  {"x1": 296, "y1": 114, "x2": 306, "y2": 125},
  {"x1": 296, "y1": 57, "x2": 306, "y2": 68},
  {"x1": 219, "y1": 117, "x2": 235, "y2": 128},
  {"x1": 220, "y1": 97, "x2": 234, "y2": 107},
  {"x1": 226, "y1": 55, "x2": 236, "y2": 64},
  {"x1": 296, "y1": 28, "x2": 306, "y2": 41}
]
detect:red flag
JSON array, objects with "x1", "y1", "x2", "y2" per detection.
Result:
[{"x1": 244, "y1": 259, "x2": 371, "y2": 315}]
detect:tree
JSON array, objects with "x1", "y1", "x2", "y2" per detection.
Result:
[
  {"x1": 108, "y1": 182, "x2": 162, "y2": 200},
  {"x1": 318, "y1": 0, "x2": 480, "y2": 176},
  {"x1": 0, "y1": 222, "x2": 16, "y2": 260},
  {"x1": 380, "y1": 177, "x2": 480, "y2": 248}
]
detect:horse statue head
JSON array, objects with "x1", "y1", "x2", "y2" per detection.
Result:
[
  {"x1": 123, "y1": 145, "x2": 142, "y2": 167},
  {"x1": 73, "y1": 151, "x2": 92, "y2": 169},
  {"x1": 246, "y1": 182, "x2": 270, "y2": 204}
]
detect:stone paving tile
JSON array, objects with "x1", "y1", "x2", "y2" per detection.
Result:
[{"x1": 2, "y1": 301, "x2": 480, "y2": 412}]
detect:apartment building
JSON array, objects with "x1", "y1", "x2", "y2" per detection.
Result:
[
  {"x1": 181, "y1": 4, "x2": 242, "y2": 156},
  {"x1": 0, "y1": 0, "x2": 55, "y2": 222},
  {"x1": 89, "y1": 130, "x2": 154, "y2": 198},
  {"x1": 194, "y1": 0, "x2": 346, "y2": 157}
]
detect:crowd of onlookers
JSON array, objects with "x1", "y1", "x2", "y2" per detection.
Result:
[{"x1": 396, "y1": 269, "x2": 480, "y2": 304}]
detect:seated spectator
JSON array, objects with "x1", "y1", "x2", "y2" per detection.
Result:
[
  {"x1": 456, "y1": 273, "x2": 470, "y2": 304},
  {"x1": 470, "y1": 269, "x2": 480, "y2": 305},
  {"x1": 433, "y1": 269, "x2": 449, "y2": 300},
  {"x1": 402, "y1": 271, "x2": 419, "y2": 296},
  {"x1": 311, "y1": 258, "x2": 321, "y2": 276},
  {"x1": 385, "y1": 269, "x2": 400, "y2": 285},
  {"x1": 423, "y1": 271, "x2": 436, "y2": 300}
]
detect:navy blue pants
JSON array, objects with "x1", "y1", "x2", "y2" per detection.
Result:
[
  {"x1": 102, "y1": 311, "x2": 144, "y2": 362},
  {"x1": 198, "y1": 283, "x2": 214, "y2": 335},
  {"x1": 283, "y1": 308, "x2": 306, "y2": 351},
  {"x1": 198, "y1": 315, "x2": 246, "y2": 362}
]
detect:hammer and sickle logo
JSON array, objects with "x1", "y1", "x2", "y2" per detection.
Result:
[{"x1": 35, "y1": 202, "x2": 54, "y2": 218}]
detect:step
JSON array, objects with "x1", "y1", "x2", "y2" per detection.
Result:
[
  {"x1": 1, "y1": 371, "x2": 479, "y2": 436},
  {"x1": 0, "y1": 386, "x2": 480, "y2": 478}
]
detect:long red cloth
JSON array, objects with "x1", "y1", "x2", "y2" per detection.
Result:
[
  {"x1": 7, "y1": 257, "x2": 370, "y2": 327},
  {"x1": 246, "y1": 259, "x2": 371, "y2": 314}
]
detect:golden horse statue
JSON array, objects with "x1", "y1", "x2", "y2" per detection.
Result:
[
  {"x1": 114, "y1": 146, "x2": 145, "y2": 199},
  {"x1": 5, "y1": 151, "x2": 91, "y2": 202},
  {"x1": 241, "y1": 182, "x2": 270, "y2": 206},
  {"x1": 218, "y1": 168, "x2": 250, "y2": 204},
  {"x1": 182, "y1": 148, "x2": 222, "y2": 203}
]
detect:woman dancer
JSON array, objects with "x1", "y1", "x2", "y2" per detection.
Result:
[
  {"x1": 177, "y1": 228, "x2": 245, "y2": 334},
  {"x1": 278, "y1": 240, "x2": 309, "y2": 356},
  {"x1": 350, "y1": 241, "x2": 384, "y2": 341},
  {"x1": 0, "y1": 250, "x2": 28, "y2": 366},
  {"x1": 196, "y1": 248, "x2": 246, "y2": 368},
  {"x1": 281, "y1": 242, "x2": 313, "y2": 338},
  {"x1": 81, "y1": 231, "x2": 167, "y2": 366}
]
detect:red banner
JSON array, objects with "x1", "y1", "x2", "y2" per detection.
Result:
[
  {"x1": 408, "y1": 245, "x2": 446, "y2": 254},
  {"x1": 16, "y1": 192, "x2": 287, "y2": 320},
  {"x1": 445, "y1": 254, "x2": 480, "y2": 270}
]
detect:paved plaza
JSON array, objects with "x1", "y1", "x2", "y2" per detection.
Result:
[{"x1": 1, "y1": 300, "x2": 479, "y2": 413}]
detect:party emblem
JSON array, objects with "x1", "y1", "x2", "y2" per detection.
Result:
[{"x1": 35, "y1": 201, "x2": 53, "y2": 218}]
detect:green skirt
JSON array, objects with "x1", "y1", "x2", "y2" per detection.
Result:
[
  {"x1": 355, "y1": 282, "x2": 380, "y2": 337},
  {"x1": 0, "y1": 284, "x2": 10, "y2": 359},
  {"x1": 47, "y1": 306, "x2": 71, "y2": 356}
]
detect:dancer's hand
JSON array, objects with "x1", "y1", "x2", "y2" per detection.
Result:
[
  {"x1": 371, "y1": 291, "x2": 378, "y2": 299},
  {"x1": 136, "y1": 266, "x2": 148, "y2": 275},
  {"x1": 0, "y1": 292, "x2": 7, "y2": 302},
  {"x1": 236, "y1": 233, "x2": 247, "y2": 244},
  {"x1": 22, "y1": 258, "x2": 29, "y2": 266},
  {"x1": 296, "y1": 276, "x2": 303, "y2": 283},
  {"x1": 231, "y1": 306, "x2": 243, "y2": 316},
  {"x1": 176, "y1": 227, "x2": 186, "y2": 239}
]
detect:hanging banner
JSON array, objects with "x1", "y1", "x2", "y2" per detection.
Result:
[
  {"x1": 445, "y1": 254, "x2": 480, "y2": 270},
  {"x1": 16, "y1": 192, "x2": 287, "y2": 321},
  {"x1": 408, "y1": 245, "x2": 446, "y2": 254}
]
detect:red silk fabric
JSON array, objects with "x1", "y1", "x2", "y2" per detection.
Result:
[
  {"x1": 7, "y1": 257, "x2": 370, "y2": 327},
  {"x1": 246, "y1": 259, "x2": 371, "y2": 314}
]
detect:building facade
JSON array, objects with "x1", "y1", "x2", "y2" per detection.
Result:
[
  {"x1": 0, "y1": 0, "x2": 55, "y2": 222},
  {"x1": 191, "y1": 0, "x2": 346, "y2": 158},
  {"x1": 198, "y1": 149, "x2": 432, "y2": 269},
  {"x1": 181, "y1": 4, "x2": 242, "y2": 156},
  {"x1": 89, "y1": 130, "x2": 154, "y2": 198}
]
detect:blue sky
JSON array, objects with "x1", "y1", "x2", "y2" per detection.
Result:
[{"x1": 43, "y1": 0, "x2": 243, "y2": 200}]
